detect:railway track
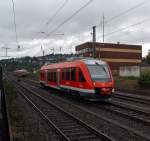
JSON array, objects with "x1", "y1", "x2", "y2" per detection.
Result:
[
  {"x1": 17, "y1": 80, "x2": 150, "y2": 141},
  {"x1": 14, "y1": 81, "x2": 113, "y2": 141},
  {"x1": 23, "y1": 78, "x2": 150, "y2": 114},
  {"x1": 22, "y1": 79, "x2": 150, "y2": 124},
  {"x1": 113, "y1": 91, "x2": 150, "y2": 105},
  {"x1": 7, "y1": 76, "x2": 150, "y2": 140},
  {"x1": 24, "y1": 78, "x2": 150, "y2": 104},
  {"x1": 21, "y1": 78, "x2": 150, "y2": 124}
]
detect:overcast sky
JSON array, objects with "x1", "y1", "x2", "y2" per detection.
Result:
[{"x1": 0, "y1": 0, "x2": 150, "y2": 59}]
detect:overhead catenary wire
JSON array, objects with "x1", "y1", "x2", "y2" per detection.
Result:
[
  {"x1": 30, "y1": 0, "x2": 68, "y2": 54},
  {"x1": 106, "y1": 0, "x2": 150, "y2": 25},
  {"x1": 96, "y1": 0, "x2": 150, "y2": 42},
  {"x1": 104, "y1": 17, "x2": 150, "y2": 37},
  {"x1": 97, "y1": 0, "x2": 150, "y2": 27},
  {"x1": 39, "y1": 0, "x2": 69, "y2": 34},
  {"x1": 46, "y1": 0, "x2": 69, "y2": 25},
  {"x1": 11, "y1": 0, "x2": 19, "y2": 47},
  {"x1": 68, "y1": 0, "x2": 150, "y2": 43},
  {"x1": 39, "y1": 0, "x2": 94, "y2": 54},
  {"x1": 45, "y1": 0, "x2": 94, "y2": 38}
]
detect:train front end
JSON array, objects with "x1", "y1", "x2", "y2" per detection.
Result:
[{"x1": 84, "y1": 59, "x2": 114, "y2": 100}]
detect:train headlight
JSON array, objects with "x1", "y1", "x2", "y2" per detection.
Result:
[
  {"x1": 101, "y1": 88, "x2": 111, "y2": 95},
  {"x1": 112, "y1": 88, "x2": 115, "y2": 93}
]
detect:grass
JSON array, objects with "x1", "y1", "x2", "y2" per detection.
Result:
[
  {"x1": 4, "y1": 81, "x2": 23, "y2": 139},
  {"x1": 114, "y1": 77, "x2": 139, "y2": 89}
]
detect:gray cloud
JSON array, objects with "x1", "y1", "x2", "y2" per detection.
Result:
[{"x1": 1, "y1": 0, "x2": 150, "y2": 59}]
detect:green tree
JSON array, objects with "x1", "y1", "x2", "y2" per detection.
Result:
[{"x1": 146, "y1": 50, "x2": 150, "y2": 65}]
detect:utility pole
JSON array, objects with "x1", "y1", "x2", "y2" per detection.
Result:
[
  {"x1": 41, "y1": 45, "x2": 45, "y2": 64},
  {"x1": 102, "y1": 14, "x2": 105, "y2": 43},
  {"x1": 92, "y1": 26, "x2": 96, "y2": 58},
  {"x1": 60, "y1": 46, "x2": 62, "y2": 54},
  {"x1": 51, "y1": 48, "x2": 54, "y2": 55},
  {"x1": 2, "y1": 47, "x2": 10, "y2": 57},
  {"x1": 42, "y1": 50, "x2": 45, "y2": 64},
  {"x1": 0, "y1": 66, "x2": 3, "y2": 89},
  {"x1": 43, "y1": 50, "x2": 45, "y2": 57},
  {"x1": 59, "y1": 46, "x2": 62, "y2": 61}
]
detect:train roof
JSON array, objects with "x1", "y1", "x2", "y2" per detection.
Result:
[
  {"x1": 40, "y1": 58, "x2": 107, "y2": 70},
  {"x1": 14, "y1": 69, "x2": 29, "y2": 73},
  {"x1": 81, "y1": 58, "x2": 106, "y2": 65}
]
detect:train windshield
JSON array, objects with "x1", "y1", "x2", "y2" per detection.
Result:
[{"x1": 87, "y1": 64, "x2": 111, "y2": 82}]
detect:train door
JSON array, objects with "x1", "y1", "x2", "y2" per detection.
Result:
[{"x1": 57, "y1": 69, "x2": 60, "y2": 86}]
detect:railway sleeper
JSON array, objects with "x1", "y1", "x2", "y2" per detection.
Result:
[
  {"x1": 47, "y1": 114, "x2": 69, "y2": 119},
  {"x1": 66, "y1": 131, "x2": 93, "y2": 137},
  {"x1": 57, "y1": 124, "x2": 81, "y2": 129},
  {"x1": 69, "y1": 134, "x2": 99, "y2": 141},
  {"x1": 59, "y1": 125, "x2": 82, "y2": 130},
  {"x1": 52, "y1": 120, "x2": 74, "y2": 125},
  {"x1": 63, "y1": 128, "x2": 89, "y2": 134},
  {"x1": 53, "y1": 119, "x2": 75, "y2": 123},
  {"x1": 56, "y1": 122, "x2": 78, "y2": 127}
]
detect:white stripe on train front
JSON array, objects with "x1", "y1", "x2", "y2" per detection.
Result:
[
  {"x1": 45, "y1": 84, "x2": 60, "y2": 89},
  {"x1": 60, "y1": 85, "x2": 95, "y2": 93},
  {"x1": 40, "y1": 81, "x2": 46, "y2": 84}
]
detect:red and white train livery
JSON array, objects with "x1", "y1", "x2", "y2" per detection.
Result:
[{"x1": 40, "y1": 58, "x2": 114, "y2": 100}]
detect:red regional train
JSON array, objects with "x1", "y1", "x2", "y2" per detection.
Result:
[
  {"x1": 39, "y1": 58, "x2": 114, "y2": 100},
  {"x1": 14, "y1": 69, "x2": 29, "y2": 77}
]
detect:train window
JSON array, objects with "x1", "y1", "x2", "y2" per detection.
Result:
[
  {"x1": 40, "y1": 72, "x2": 43, "y2": 78},
  {"x1": 71, "y1": 68, "x2": 76, "y2": 81},
  {"x1": 62, "y1": 69, "x2": 65, "y2": 80},
  {"x1": 87, "y1": 64, "x2": 110, "y2": 82},
  {"x1": 54, "y1": 71, "x2": 56, "y2": 82},
  {"x1": 50, "y1": 71, "x2": 53, "y2": 81},
  {"x1": 79, "y1": 69, "x2": 85, "y2": 82},
  {"x1": 47, "y1": 71, "x2": 50, "y2": 81},
  {"x1": 66, "y1": 68, "x2": 70, "y2": 81}
]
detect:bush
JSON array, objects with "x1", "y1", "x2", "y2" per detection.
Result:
[{"x1": 138, "y1": 70, "x2": 150, "y2": 88}]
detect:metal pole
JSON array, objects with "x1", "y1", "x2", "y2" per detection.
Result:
[
  {"x1": 2, "y1": 47, "x2": 10, "y2": 57},
  {"x1": 6, "y1": 48, "x2": 8, "y2": 57},
  {"x1": 43, "y1": 50, "x2": 45, "y2": 64},
  {"x1": 0, "y1": 66, "x2": 3, "y2": 89},
  {"x1": 92, "y1": 26, "x2": 96, "y2": 58},
  {"x1": 102, "y1": 15, "x2": 105, "y2": 43}
]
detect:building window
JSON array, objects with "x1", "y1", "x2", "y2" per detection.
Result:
[
  {"x1": 71, "y1": 68, "x2": 76, "y2": 81},
  {"x1": 79, "y1": 68, "x2": 85, "y2": 82}
]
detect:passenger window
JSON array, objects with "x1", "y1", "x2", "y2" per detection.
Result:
[
  {"x1": 47, "y1": 71, "x2": 50, "y2": 81},
  {"x1": 71, "y1": 68, "x2": 76, "y2": 81},
  {"x1": 62, "y1": 69, "x2": 65, "y2": 80},
  {"x1": 40, "y1": 72, "x2": 43, "y2": 78},
  {"x1": 54, "y1": 71, "x2": 56, "y2": 82},
  {"x1": 66, "y1": 68, "x2": 70, "y2": 80},
  {"x1": 79, "y1": 69, "x2": 85, "y2": 82},
  {"x1": 50, "y1": 70, "x2": 53, "y2": 81}
]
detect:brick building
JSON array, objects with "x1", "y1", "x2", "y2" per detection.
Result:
[{"x1": 76, "y1": 42, "x2": 142, "y2": 70}]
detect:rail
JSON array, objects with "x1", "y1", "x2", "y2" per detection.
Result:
[{"x1": 15, "y1": 81, "x2": 114, "y2": 141}]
